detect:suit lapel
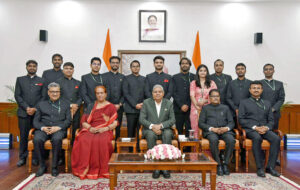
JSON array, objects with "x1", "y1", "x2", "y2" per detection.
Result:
[
  {"x1": 150, "y1": 99, "x2": 159, "y2": 120},
  {"x1": 158, "y1": 99, "x2": 166, "y2": 121}
]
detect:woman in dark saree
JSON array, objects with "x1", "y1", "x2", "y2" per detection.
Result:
[{"x1": 72, "y1": 86, "x2": 118, "y2": 179}]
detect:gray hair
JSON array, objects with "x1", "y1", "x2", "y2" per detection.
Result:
[
  {"x1": 48, "y1": 82, "x2": 60, "y2": 90},
  {"x1": 152, "y1": 84, "x2": 164, "y2": 93}
]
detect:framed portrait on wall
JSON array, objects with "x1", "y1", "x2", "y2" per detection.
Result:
[{"x1": 139, "y1": 10, "x2": 167, "y2": 42}]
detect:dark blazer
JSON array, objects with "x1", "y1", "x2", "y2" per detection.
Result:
[
  {"x1": 139, "y1": 98, "x2": 175, "y2": 130},
  {"x1": 238, "y1": 97, "x2": 274, "y2": 133},
  {"x1": 172, "y1": 72, "x2": 195, "y2": 113},
  {"x1": 199, "y1": 104, "x2": 235, "y2": 137},
  {"x1": 80, "y1": 73, "x2": 108, "y2": 106},
  {"x1": 33, "y1": 99, "x2": 71, "y2": 131},
  {"x1": 210, "y1": 73, "x2": 232, "y2": 104},
  {"x1": 14, "y1": 75, "x2": 46, "y2": 117},
  {"x1": 144, "y1": 72, "x2": 173, "y2": 99},
  {"x1": 56, "y1": 77, "x2": 82, "y2": 106},
  {"x1": 42, "y1": 69, "x2": 64, "y2": 86},
  {"x1": 103, "y1": 71, "x2": 125, "y2": 104},
  {"x1": 122, "y1": 74, "x2": 146, "y2": 113},
  {"x1": 261, "y1": 79, "x2": 285, "y2": 114},
  {"x1": 226, "y1": 78, "x2": 252, "y2": 112}
]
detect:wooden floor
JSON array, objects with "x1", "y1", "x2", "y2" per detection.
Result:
[{"x1": 1, "y1": 149, "x2": 300, "y2": 189}]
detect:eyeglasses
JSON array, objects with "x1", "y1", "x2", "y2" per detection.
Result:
[
  {"x1": 92, "y1": 63, "x2": 101, "y2": 66},
  {"x1": 49, "y1": 91, "x2": 60, "y2": 94},
  {"x1": 210, "y1": 95, "x2": 220, "y2": 98}
]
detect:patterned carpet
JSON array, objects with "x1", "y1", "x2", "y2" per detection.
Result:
[{"x1": 15, "y1": 173, "x2": 300, "y2": 190}]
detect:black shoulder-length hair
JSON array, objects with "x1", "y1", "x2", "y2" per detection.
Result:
[{"x1": 195, "y1": 64, "x2": 211, "y2": 88}]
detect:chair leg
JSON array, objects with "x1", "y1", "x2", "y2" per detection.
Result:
[
  {"x1": 246, "y1": 150, "x2": 249, "y2": 172},
  {"x1": 280, "y1": 149, "x2": 283, "y2": 175},
  {"x1": 235, "y1": 149, "x2": 239, "y2": 172},
  {"x1": 265, "y1": 150, "x2": 269, "y2": 167},
  {"x1": 202, "y1": 170, "x2": 206, "y2": 186},
  {"x1": 65, "y1": 149, "x2": 68, "y2": 172},
  {"x1": 28, "y1": 150, "x2": 32, "y2": 173}
]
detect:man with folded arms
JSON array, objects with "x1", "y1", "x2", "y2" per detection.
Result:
[
  {"x1": 199, "y1": 89, "x2": 235, "y2": 176},
  {"x1": 239, "y1": 81, "x2": 281, "y2": 177},
  {"x1": 33, "y1": 82, "x2": 71, "y2": 177},
  {"x1": 139, "y1": 84, "x2": 175, "y2": 179}
]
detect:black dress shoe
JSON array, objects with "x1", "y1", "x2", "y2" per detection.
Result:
[
  {"x1": 276, "y1": 159, "x2": 281, "y2": 166},
  {"x1": 51, "y1": 167, "x2": 59, "y2": 177},
  {"x1": 32, "y1": 159, "x2": 39, "y2": 166},
  {"x1": 58, "y1": 159, "x2": 64, "y2": 166},
  {"x1": 217, "y1": 165, "x2": 224, "y2": 176},
  {"x1": 257, "y1": 168, "x2": 266, "y2": 177},
  {"x1": 162, "y1": 170, "x2": 171, "y2": 179},
  {"x1": 17, "y1": 159, "x2": 26, "y2": 167},
  {"x1": 223, "y1": 165, "x2": 230, "y2": 175},
  {"x1": 36, "y1": 166, "x2": 47, "y2": 177},
  {"x1": 266, "y1": 167, "x2": 280, "y2": 177},
  {"x1": 152, "y1": 170, "x2": 160, "y2": 179}
]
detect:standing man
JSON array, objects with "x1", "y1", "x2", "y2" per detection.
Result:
[
  {"x1": 172, "y1": 57, "x2": 195, "y2": 135},
  {"x1": 226, "y1": 63, "x2": 252, "y2": 119},
  {"x1": 123, "y1": 60, "x2": 146, "y2": 144},
  {"x1": 199, "y1": 89, "x2": 235, "y2": 176},
  {"x1": 103, "y1": 56, "x2": 125, "y2": 140},
  {"x1": 42, "y1": 54, "x2": 64, "y2": 85},
  {"x1": 56, "y1": 62, "x2": 82, "y2": 144},
  {"x1": 239, "y1": 81, "x2": 281, "y2": 177},
  {"x1": 139, "y1": 85, "x2": 175, "y2": 179},
  {"x1": 210, "y1": 59, "x2": 232, "y2": 105},
  {"x1": 33, "y1": 82, "x2": 71, "y2": 177},
  {"x1": 145, "y1": 56, "x2": 173, "y2": 99},
  {"x1": 15, "y1": 60, "x2": 46, "y2": 167},
  {"x1": 81, "y1": 57, "x2": 108, "y2": 109},
  {"x1": 261, "y1": 64, "x2": 285, "y2": 130}
]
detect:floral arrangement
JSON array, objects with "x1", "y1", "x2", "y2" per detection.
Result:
[{"x1": 146, "y1": 144, "x2": 182, "y2": 160}]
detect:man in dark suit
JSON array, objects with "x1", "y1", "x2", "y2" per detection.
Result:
[
  {"x1": 139, "y1": 84, "x2": 175, "y2": 179},
  {"x1": 226, "y1": 63, "x2": 252, "y2": 118},
  {"x1": 210, "y1": 59, "x2": 232, "y2": 105},
  {"x1": 56, "y1": 62, "x2": 82, "y2": 144},
  {"x1": 80, "y1": 57, "x2": 108, "y2": 109},
  {"x1": 123, "y1": 60, "x2": 146, "y2": 145},
  {"x1": 172, "y1": 57, "x2": 195, "y2": 135},
  {"x1": 14, "y1": 60, "x2": 46, "y2": 167},
  {"x1": 145, "y1": 56, "x2": 173, "y2": 99},
  {"x1": 42, "y1": 54, "x2": 64, "y2": 86},
  {"x1": 103, "y1": 56, "x2": 125, "y2": 140},
  {"x1": 261, "y1": 64, "x2": 285, "y2": 130},
  {"x1": 33, "y1": 82, "x2": 71, "y2": 177},
  {"x1": 239, "y1": 81, "x2": 281, "y2": 177},
  {"x1": 199, "y1": 89, "x2": 235, "y2": 176}
]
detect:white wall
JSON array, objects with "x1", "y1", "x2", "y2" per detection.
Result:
[{"x1": 0, "y1": 0, "x2": 299, "y2": 102}]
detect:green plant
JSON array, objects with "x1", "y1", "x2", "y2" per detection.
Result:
[
  {"x1": 280, "y1": 101, "x2": 293, "y2": 112},
  {"x1": 2, "y1": 85, "x2": 18, "y2": 116}
]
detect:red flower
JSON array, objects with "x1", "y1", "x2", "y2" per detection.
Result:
[
  {"x1": 36, "y1": 83, "x2": 43, "y2": 86},
  {"x1": 164, "y1": 79, "x2": 169, "y2": 83},
  {"x1": 75, "y1": 85, "x2": 79, "y2": 89}
]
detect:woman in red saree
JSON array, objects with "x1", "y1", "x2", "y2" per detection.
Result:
[{"x1": 72, "y1": 86, "x2": 118, "y2": 179}]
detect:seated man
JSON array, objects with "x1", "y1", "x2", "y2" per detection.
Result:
[
  {"x1": 33, "y1": 82, "x2": 71, "y2": 177},
  {"x1": 199, "y1": 89, "x2": 235, "y2": 176},
  {"x1": 139, "y1": 84, "x2": 175, "y2": 179},
  {"x1": 239, "y1": 81, "x2": 281, "y2": 177}
]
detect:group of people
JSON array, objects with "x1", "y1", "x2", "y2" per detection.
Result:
[{"x1": 14, "y1": 53, "x2": 285, "y2": 179}]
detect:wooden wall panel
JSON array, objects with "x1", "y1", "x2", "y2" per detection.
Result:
[{"x1": 0, "y1": 103, "x2": 300, "y2": 148}]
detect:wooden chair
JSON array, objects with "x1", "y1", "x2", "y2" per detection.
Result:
[
  {"x1": 138, "y1": 125, "x2": 179, "y2": 153},
  {"x1": 199, "y1": 128, "x2": 240, "y2": 172},
  {"x1": 239, "y1": 122, "x2": 284, "y2": 174},
  {"x1": 27, "y1": 127, "x2": 72, "y2": 173},
  {"x1": 75, "y1": 128, "x2": 116, "y2": 150}
]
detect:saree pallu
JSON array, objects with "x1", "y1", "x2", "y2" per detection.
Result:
[{"x1": 72, "y1": 102, "x2": 117, "y2": 179}]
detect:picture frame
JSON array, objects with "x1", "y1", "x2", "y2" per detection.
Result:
[{"x1": 139, "y1": 10, "x2": 167, "y2": 42}]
